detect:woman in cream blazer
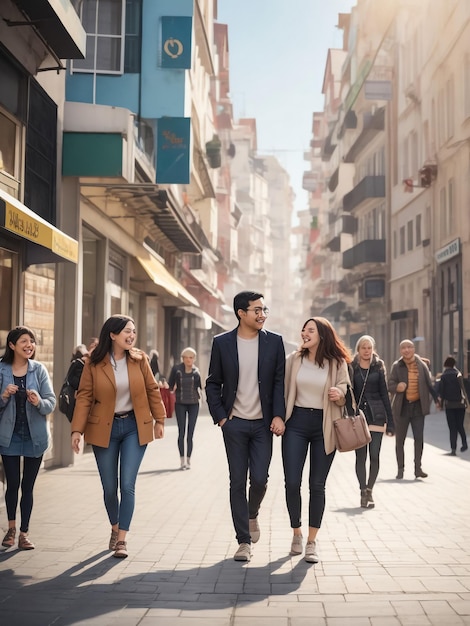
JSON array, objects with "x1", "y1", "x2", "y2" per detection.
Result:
[
  {"x1": 282, "y1": 317, "x2": 351, "y2": 564},
  {"x1": 71, "y1": 315, "x2": 166, "y2": 559}
]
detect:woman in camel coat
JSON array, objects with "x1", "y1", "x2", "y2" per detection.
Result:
[{"x1": 71, "y1": 315, "x2": 166, "y2": 559}]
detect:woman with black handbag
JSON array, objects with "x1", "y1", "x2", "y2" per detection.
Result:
[{"x1": 350, "y1": 335, "x2": 394, "y2": 509}]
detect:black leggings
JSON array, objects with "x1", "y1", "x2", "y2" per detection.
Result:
[{"x1": 1, "y1": 455, "x2": 43, "y2": 532}]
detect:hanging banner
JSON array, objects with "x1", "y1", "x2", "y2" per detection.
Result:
[
  {"x1": 156, "y1": 117, "x2": 191, "y2": 184},
  {"x1": 160, "y1": 16, "x2": 192, "y2": 69}
]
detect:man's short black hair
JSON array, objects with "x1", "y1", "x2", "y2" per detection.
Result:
[{"x1": 233, "y1": 291, "x2": 264, "y2": 321}]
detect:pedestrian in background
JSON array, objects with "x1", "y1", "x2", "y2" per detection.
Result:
[
  {"x1": 388, "y1": 339, "x2": 439, "y2": 480},
  {"x1": 71, "y1": 315, "x2": 166, "y2": 559},
  {"x1": 283, "y1": 317, "x2": 350, "y2": 563},
  {"x1": 350, "y1": 335, "x2": 394, "y2": 509},
  {"x1": 206, "y1": 291, "x2": 285, "y2": 562},
  {"x1": 0, "y1": 326, "x2": 56, "y2": 550},
  {"x1": 59, "y1": 344, "x2": 88, "y2": 422},
  {"x1": 438, "y1": 355, "x2": 468, "y2": 455},
  {"x1": 148, "y1": 349, "x2": 161, "y2": 382},
  {"x1": 168, "y1": 347, "x2": 202, "y2": 470}
]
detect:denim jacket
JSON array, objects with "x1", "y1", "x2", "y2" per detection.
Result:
[{"x1": 0, "y1": 360, "x2": 56, "y2": 456}]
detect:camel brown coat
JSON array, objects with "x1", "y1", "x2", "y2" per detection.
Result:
[{"x1": 71, "y1": 353, "x2": 166, "y2": 447}]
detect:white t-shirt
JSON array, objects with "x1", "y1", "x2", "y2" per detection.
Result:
[
  {"x1": 295, "y1": 358, "x2": 329, "y2": 410},
  {"x1": 231, "y1": 335, "x2": 263, "y2": 420}
]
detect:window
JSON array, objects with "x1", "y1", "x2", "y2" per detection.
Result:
[
  {"x1": 447, "y1": 178, "x2": 454, "y2": 236},
  {"x1": 407, "y1": 220, "x2": 413, "y2": 251},
  {"x1": 400, "y1": 226, "x2": 405, "y2": 254},
  {"x1": 446, "y1": 77, "x2": 455, "y2": 139},
  {"x1": 464, "y1": 55, "x2": 470, "y2": 119},
  {"x1": 439, "y1": 186, "x2": 446, "y2": 238},
  {"x1": 393, "y1": 230, "x2": 397, "y2": 259},
  {"x1": 416, "y1": 214, "x2": 422, "y2": 246},
  {"x1": 0, "y1": 110, "x2": 19, "y2": 178},
  {"x1": 73, "y1": 0, "x2": 125, "y2": 74}
]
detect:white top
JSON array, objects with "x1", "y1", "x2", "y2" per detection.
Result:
[
  {"x1": 231, "y1": 335, "x2": 263, "y2": 420},
  {"x1": 295, "y1": 358, "x2": 329, "y2": 410},
  {"x1": 113, "y1": 356, "x2": 133, "y2": 413}
]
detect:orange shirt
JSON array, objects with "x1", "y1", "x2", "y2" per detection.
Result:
[{"x1": 406, "y1": 359, "x2": 420, "y2": 402}]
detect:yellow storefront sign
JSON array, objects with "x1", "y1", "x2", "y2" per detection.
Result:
[{"x1": 0, "y1": 189, "x2": 78, "y2": 263}]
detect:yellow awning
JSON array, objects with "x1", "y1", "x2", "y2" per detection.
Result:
[
  {"x1": 0, "y1": 188, "x2": 78, "y2": 263},
  {"x1": 137, "y1": 256, "x2": 199, "y2": 307}
]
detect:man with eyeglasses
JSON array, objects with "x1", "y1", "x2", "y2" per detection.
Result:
[{"x1": 206, "y1": 291, "x2": 286, "y2": 562}]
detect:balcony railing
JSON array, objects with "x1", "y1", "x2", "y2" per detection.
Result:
[
  {"x1": 343, "y1": 175, "x2": 385, "y2": 213},
  {"x1": 342, "y1": 239, "x2": 385, "y2": 269}
]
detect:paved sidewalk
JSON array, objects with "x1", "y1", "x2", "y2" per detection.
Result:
[{"x1": 0, "y1": 408, "x2": 469, "y2": 625}]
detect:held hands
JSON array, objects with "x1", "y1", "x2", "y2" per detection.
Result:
[
  {"x1": 270, "y1": 416, "x2": 285, "y2": 437},
  {"x1": 2, "y1": 385, "x2": 40, "y2": 406}
]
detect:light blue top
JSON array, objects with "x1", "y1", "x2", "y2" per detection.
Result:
[{"x1": 0, "y1": 360, "x2": 56, "y2": 457}]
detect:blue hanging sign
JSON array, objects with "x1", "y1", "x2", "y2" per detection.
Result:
[
  {"x1": 160, "y1": 16, "x2": 192, "y2": 69},
  {"x1": 156, "y1": 117, "x2": 191, "y2": 184}
]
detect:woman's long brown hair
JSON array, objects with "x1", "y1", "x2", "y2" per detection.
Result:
[{"x1": 299, "y1": 317, "x2": 352, "y2": 367}]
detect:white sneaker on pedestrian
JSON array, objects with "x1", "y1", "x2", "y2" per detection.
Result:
[
  {"x1": 249, "y1": 518, "x2": 260, "y2": 543},
  {"x1": 234, "y1": 543, "x2": 252, "y2": 561},
  {"x1": 290, "y1": 534, "x2": 303, "y2": 555},
  {"x1": 304, "y1": 540, "x2": 318, "y2": 563}
]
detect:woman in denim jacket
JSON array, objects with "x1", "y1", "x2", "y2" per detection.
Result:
[{"x1": 0, "y1": 326, "x2": 55, "y2": 550}]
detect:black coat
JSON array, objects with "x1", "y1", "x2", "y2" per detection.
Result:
[{"x1": 350, "y1": 355, "x2": 394, "y2": 432}]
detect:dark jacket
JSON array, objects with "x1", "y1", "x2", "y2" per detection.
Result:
[
  {"x1": 439, "y1": 367, "x2": 468, "y2": 409},
  {"x1": 350, "y1": 355, "x2": 394, "y2": 433},
  {"x1": 205, "y1": 327, "x2": 286, "y2": 427},
  {"x1": 168, "y1": 363, "x2": 201, "y2": 404},
  {"x1": 388, "y1": 356, "x2": 438, "y2": 419}
]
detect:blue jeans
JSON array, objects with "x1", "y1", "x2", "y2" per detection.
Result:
[
  {"x1": 282, "y1": 407, "x2": 335, "y2": 529},
  {"x1": 355, "y1": 431, "x2": 384, "y2": 490},
  {"x1": 222, "y1": 417, "x2": 273, "y2": 544},
  {"x1": 92, "y1": 414, "x2": 147, "y2": 532},
  {"x1": 175, "y1": 402, "x2": 199, "y2": 458}
]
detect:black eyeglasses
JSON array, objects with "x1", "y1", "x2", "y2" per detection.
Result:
[{"x1": 246, "y1": 307, "x2": 269, "y2": 316}]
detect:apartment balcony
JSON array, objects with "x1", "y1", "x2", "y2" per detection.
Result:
[
  {"x1": 325, "y1": 214, "x2": 357, "y2": 251},
  {"x1": 344, "y1": 107, "x2": 385, "y2": 163},
  {"x1": 303, "y1": 171, "x2": 320, "y2": 192},
  {"x1": 337, "y1": 109, "x2": 358, "y2": 139},
  {"x1": 343, "y1": 175, "x2": 385, "y2": 213},
  {"x1": 342, "y1": 239, "x2": 385, "y2": 270},
  {"x1": 321, "y1": 128, "x2": 336, "y2": 162}
]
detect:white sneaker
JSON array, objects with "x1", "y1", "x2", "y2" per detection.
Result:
[
  {"x1": 304, "y1": 540, "x2": 318, "y2": 564},
  {"x1": 234, "y1": 543, "x2": 252, "y2": 561}
]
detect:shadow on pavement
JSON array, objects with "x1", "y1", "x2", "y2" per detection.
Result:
[{"x1": 0, "y1": 552, "x2": 311, "y2": 625}]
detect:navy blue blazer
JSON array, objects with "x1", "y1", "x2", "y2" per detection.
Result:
[{"x1": 205, "y1": 327, "x2": 286, "y2": 427}]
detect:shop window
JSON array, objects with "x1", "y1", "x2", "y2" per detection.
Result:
[{"x1": 0, "y1": 247, "x2": 15, "y2": 352}]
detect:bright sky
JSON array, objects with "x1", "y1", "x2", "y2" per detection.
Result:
[{"x1": 217, "y1": 0, "x2": 357, "y2": 217}]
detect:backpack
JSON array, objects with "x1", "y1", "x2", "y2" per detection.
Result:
[
  {"x1": 58, "y1": 357, "x2": 85, "y2": 422},
  {"x1": 58, "y1": 378, "x2": 75, "y2": 422}
]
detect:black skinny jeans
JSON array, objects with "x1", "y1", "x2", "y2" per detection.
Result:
[
  {"x1": 2, "y1": 455, "x2": 43, "y2": 532},
  {"x1": 445, "y1": 407, "x2": 467, "y2": 452},
  {"x1": 355, "y1": 431, "x2": 384, "y2": 490},
  {"x1": 282, "y1": 407, "x2": 335, "y2": 529}
]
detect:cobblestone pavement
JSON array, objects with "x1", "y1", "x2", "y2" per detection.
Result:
[{"x1": 0, "y1": 407, "x2": 469, "y2": 625}]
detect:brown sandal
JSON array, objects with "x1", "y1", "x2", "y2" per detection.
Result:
[
  {"x1": 2, "y1": 528, "x2": 16, "y2": 548},
  {"x1": 18, "y1": 533, "x2": 35, "y2": 550},
  {"x1": 113, "y1": 541, "x2": 128, "y2": 559}
]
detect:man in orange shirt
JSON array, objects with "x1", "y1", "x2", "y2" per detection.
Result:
[{"x1": 388, "y1": 340, "x2": 439, "y2": 479}]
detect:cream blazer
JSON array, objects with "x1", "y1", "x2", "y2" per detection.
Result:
[{"x1": 285, "y1": 351, "x2": 350, "y2": 454}]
